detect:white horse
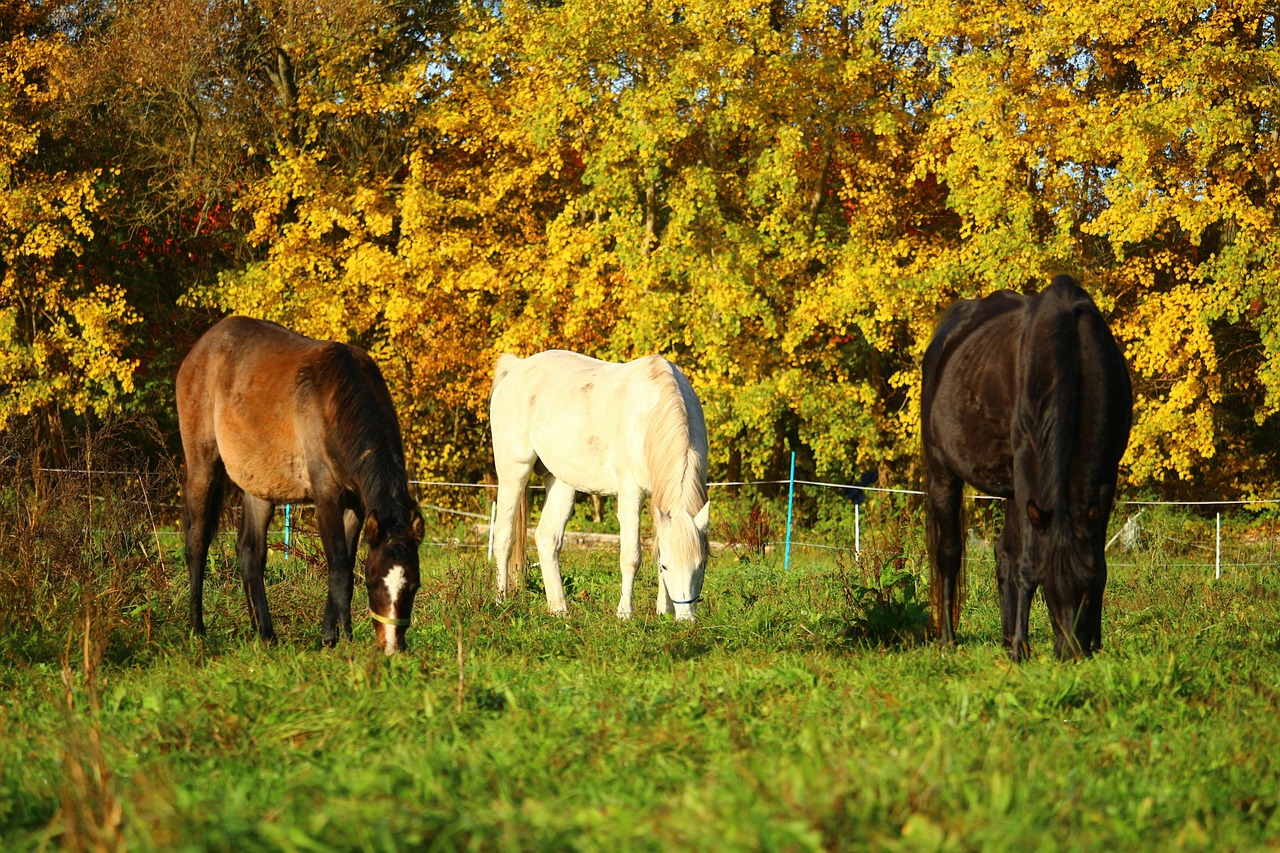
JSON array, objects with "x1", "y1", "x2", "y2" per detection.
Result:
[{"x1": 489, "y1": 350, "x2": 711, "y2": 621}]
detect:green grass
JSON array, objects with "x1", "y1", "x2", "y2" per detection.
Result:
[{"x1": 2, "y1": 529, "x2": 1279, "y2": 852}]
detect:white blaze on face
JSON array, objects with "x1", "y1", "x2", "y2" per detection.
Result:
[{"x1": 380, "y1": 564, "x2": 409, "y2": 655}]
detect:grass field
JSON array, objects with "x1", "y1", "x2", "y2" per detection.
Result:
[{"x1": 2, "y1": 463, "x2": 1279, "y2": 851}]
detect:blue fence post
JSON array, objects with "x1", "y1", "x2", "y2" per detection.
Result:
[
  {"x1": 284, "y1": 503, "x2": 292, "y2": 560},
  {"x1": 784, "y1": 451, "x2": 796, "y2": 571}
]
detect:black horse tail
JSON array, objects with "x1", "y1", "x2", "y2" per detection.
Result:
[{"x1": 1020, "y1": 276, "x2": 1087, "y2": 537}]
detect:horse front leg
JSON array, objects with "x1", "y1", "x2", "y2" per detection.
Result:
[
  {"x1": 1008, "y1": 579, "x2": 1037, "y2": 663},
  {"x1": 925, "y1": 470, "x2": 963, "y2": 647},
  {"x1": 535, "y1": 474, "x2": 576, "y2": 616},
  {"x1": 996, "y1": 520, "x2": 1018, "y2": 649},
  {"x1": 999, "y1": 509, "x2": 1037, "y2": 663},
  {"x1": 316, "y1": 497, "x2": 357, "y2": 646},
  {"x1": 615, "y1": 490, "x2": 641, "y2": 619},
  {"x1": 237, "y1": 494, "x2": 277, "y2": 642},
  {"x1": 1083, "y1": 571, "x2": 1106, "y2": 656}
]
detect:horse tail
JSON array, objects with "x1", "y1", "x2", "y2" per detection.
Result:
[
  {"x1": 490, "y1": 352, "x2": 528, "y2": 594},
  {"x1": 506, "y1": 486, "x2": 529, "y2": 595},
  {"x1": 1022, "y1": 276, "x2": 1086, "y2": 531},
  {"x1": 491, "y1": 353, "x2": 521, "y2": 400}
]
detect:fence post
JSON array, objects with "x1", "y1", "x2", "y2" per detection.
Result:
[
  {"x1": 1215, "y1": 512, "x2": 1221, "y2": 579},
  {"x1": 784, "y1": 451, "x2": 796, "y2": 571},
  {"x1": 855, "y1": 502, "x2": 861, "y2": 563},
  {"x1": 284, "y1": 503, "x2": 291, "y2": 560},
  {"x1": 487, "y1": 503, "x2": 497, "y2": 561}
]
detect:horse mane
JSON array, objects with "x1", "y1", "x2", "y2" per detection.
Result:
[
  {"x1": 312, "y1": 343, "x2": 418, "y2": 532},
  {"x1": 643, "y1": 357, "x2": 708, "y2": 518}
]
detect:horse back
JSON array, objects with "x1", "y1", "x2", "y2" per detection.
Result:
[
  {"x1": 490, "y1": 351, "x2": 705, "y2": 502},
  {"x1": 177, "y1": 316, "x2": 392, "y2": 503},
  {"x1": 921, "y1": 290, "x2": 1028, "y2": 495}
]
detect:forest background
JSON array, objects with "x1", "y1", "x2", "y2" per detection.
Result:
[{"x1": 3, "y1": 0, "x2": 1280, "y2": 499}]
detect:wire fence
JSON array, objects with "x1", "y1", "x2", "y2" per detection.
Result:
[
  {"x1": 18, "y1": 463, "x2": 1280, "y2": 578},
  {"x1": 401, "y1": 469, "x2": 1279, "y2": 579}
]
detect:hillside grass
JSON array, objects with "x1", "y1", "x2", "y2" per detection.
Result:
[{"x1": 2, "y1": 509, "x2": 1279, "y2": 851}]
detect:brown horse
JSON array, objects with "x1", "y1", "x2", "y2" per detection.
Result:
[
  {"x1": 176, "y1": 316, "x2": 424, "y2": 654},
  {"x1": 922, "y1": 276, "x2": 1132, "y2": 662}
]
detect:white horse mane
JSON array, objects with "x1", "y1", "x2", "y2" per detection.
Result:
[{"x1": 642, "y1": 358, "x2": 708, "y2": 567}]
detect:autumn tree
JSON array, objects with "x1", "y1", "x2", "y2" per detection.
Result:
[
  {"x1": 18, "y1": 0, "x2": 1276, "y2": 498},
  {"x1": 0, "y1": 1, "x2": 138, "y2": 454}
]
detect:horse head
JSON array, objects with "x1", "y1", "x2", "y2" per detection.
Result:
[
  {"x1": 655, "y1": 501, "x2": 711, "y2": 621},
  {"x1": 365, "y1": 510, "x2": 425, "y2": 655},
  {"x1": 1027, "y1": 497, "x2": 1108, "y2": 660}
]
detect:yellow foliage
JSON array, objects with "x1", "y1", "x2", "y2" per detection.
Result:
[
  {"x1": 0, "y1": 34, "x2": 137, "y2": 428},
  {"x1": 181, "y1": 0, "x2": 1280, "y2": 494}
]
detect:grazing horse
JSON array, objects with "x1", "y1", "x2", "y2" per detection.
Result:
[
  {"x1": 921, "y1": 275, "x2": 1132, "y2": 661},
  {"x1": 489, "y1": 350, "x2": 711, "y2": 620},
  {"x1": 176, "y1": 316, "x2": 424, "y2": 655}
]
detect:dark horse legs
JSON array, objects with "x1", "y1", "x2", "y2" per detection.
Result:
[
  {"x1": 926, "y1": 471, "x2": 964, "y2": 646},
  {"x1": 183, "y1": 455, "x2": 226, "y2": 637},
  {"x1": 996, "y1": 511, "x2": 1037, "y2": 663},
  {"x1": 314, "y1": 494, "x2": 363, "y2": 647},
  {"x1": 237, "y1": 494, "x2": 277, "y2": 642}
]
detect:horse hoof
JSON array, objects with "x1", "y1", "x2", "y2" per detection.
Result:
[{"x1": 616, "y1": 607, "x2": 633, "y2": 619}]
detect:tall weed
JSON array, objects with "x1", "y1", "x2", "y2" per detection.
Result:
[{"x1": 0, "y1": 419, "x2": 177, "y2": 667}]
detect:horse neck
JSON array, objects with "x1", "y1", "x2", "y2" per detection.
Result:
[
  {"x1": 349, "y1": 447, "x2": 415, "y2": 529},
  {"x1": 319, "y1": 346, "x2": 415, "y2": 529},
  {"x1": 643, "y1": 365, "x2": 707, "y2": 517}
]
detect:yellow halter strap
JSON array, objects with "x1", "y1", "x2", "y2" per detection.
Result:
[{"x1": 369, "y1": 610, "x2": 411, "y2": 628}]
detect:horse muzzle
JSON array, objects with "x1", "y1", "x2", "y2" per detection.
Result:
[
  {"x1": 370, "y1": 610, "x2": 410, "y2": 655},
  {"x1": 670, "y1": 595, "x2": 698, "y2": 622}
]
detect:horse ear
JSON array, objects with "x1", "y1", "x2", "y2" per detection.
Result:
[
  {"x1": 411, "y1": 509, "x2": 425, "y2": 543},
  {"x1": 694, "y1": 500, "x2": 710, "y2": 532},
  {"x1": 366, "y1": 511, "x2": 381, "y2": 544},
  {"x1": 1026, "y1": 500, "x2": 1050, "y2": 530}
]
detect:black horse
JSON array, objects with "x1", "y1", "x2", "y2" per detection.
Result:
[{"x1": 921, "y1": 275, "x2": 1132, "y2": 662}]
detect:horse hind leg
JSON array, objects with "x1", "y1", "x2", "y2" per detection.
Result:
[
  {"x1": 183, "y1": 455, "x2": 227, "y2": 637},
  {"x1": 535, "y1": 474, "x2": 576, "y2": 616},
  {"x1": 492, "y1": 469, "x2": 532, "y2": 602},
  {"x1": 237, "y1": 493, "x2": 277, "y2": 642},
  {"x1": 926, "y1": 472, "x2": 964, "y2": 647}
]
